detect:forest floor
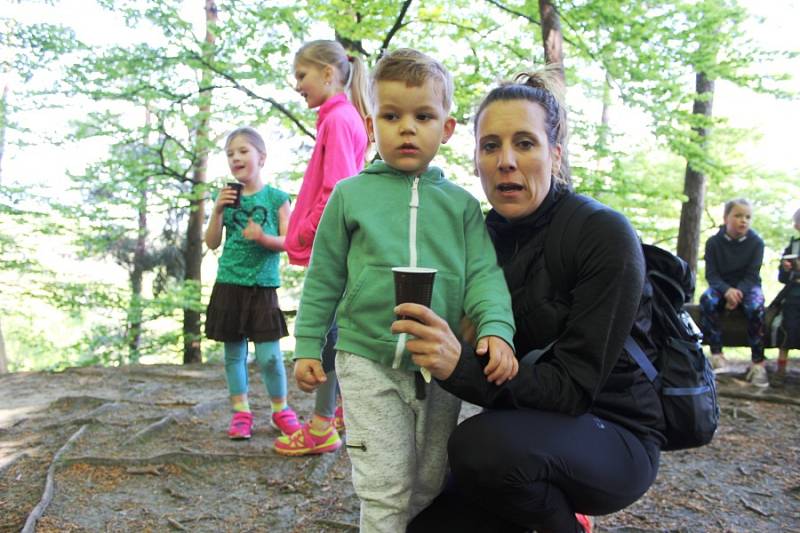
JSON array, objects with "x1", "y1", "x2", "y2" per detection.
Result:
[{"x1": 1, "y1": 360, "x2": 799, "y2": 533}]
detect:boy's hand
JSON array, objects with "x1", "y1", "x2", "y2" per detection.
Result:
[
  {"x1": 476, "y1": 336, "x2": 517, "y2": 385},
  {"x1": 242, "y1": 219, "x2": 264, "y2": 241},
  {"x1": 294, "y1": 359, "x2": 327, "y2": 393}
]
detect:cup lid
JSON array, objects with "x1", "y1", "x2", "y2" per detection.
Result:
[{"x1": 392, "y1": 267, "x2": 438, "y2": 274}]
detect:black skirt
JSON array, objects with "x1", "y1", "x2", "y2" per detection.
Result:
[{"x1": 205, "y1": 283, "x2": 289, "y2": 343}]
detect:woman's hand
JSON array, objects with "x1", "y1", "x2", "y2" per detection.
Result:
[{"x1": 391, "y1": 303, "x2": 462, "y2": 381}]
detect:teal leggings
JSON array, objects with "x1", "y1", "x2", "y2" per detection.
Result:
[{"x1": 224, "y1": 340, "x2": 287, "y2": 399}]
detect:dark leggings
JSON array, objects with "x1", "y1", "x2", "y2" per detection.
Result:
[
  {"x1": 408, "y1": 409, "x2": 660, "y2": 533},
  {"x1": 699, "y1": 286, "x2": 765, "y2": 361},
  {"x1": 313, "y1": 324, "x2": 339, "y2": 418}
]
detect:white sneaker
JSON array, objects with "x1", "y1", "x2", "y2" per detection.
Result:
[
  {"x1": 710, "y1": 353, "x2": 728, "y2": 370},
  {"x1": 746, "y1": 364, "x2": 769, "y2": 388}
]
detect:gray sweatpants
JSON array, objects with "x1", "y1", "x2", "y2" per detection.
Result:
[{"x1": 336, "y1": 351, "x2": 462, "y2": 533}]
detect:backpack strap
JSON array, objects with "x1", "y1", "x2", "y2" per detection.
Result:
[
  {"x1": 623, "y1": 336, "x2": 658, "y2": 382},
  {"x1": 544, "y1": 193, "x2": 600, "y2": 293}
]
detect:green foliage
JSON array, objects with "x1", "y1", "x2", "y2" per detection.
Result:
[{"x1": 3, "y1": 0, "x2": 796, "y2": 371}]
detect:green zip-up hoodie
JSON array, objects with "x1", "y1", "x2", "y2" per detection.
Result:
[{"x1": 293, "y1": 161, "x2": 515, "y2": 371}]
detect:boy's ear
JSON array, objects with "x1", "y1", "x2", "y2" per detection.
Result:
[
  {"x1": 440, "y1": 116, "x2": 456, "y2": 144},
  {"x1": 365, "y1": 115, "x2": 376, "y2": 143}
]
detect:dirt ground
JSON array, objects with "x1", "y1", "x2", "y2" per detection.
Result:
[{"x1": 1, "y1": 361, "x2": 798, "y2": 533}]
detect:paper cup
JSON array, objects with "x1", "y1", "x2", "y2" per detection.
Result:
[
  {"x1": 392, "y1": 267, "x2": 437, "y2": 321},
  {"x1": 227, "y1": 182, "x2": 243, "y2": 208}
]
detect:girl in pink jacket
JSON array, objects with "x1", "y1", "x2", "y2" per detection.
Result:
[{"x1": 277, "y1": 40, "x2": 369, "y2": 456}]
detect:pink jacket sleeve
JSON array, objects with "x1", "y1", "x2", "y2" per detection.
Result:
[{"x1": 297, "y1": 117, "x2": 364, "y2": 244}]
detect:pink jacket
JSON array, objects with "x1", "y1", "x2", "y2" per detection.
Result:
[{"x1": 286, "y1": 93, "x2": 368, "y2": 266}]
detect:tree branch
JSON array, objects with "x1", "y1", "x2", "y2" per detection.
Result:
[
  {"x1": 485, "y1": 0, "x2": 540, "y2": 26},
  {"x1": 484, "y1": 0, "x2": 590, "y2": 63},
  {"x1": 192, "y1": 54, "x2": 315, "y2": 140},
  {"x1": 380, "y1": 0, "x2": 414, "y2": 56}
]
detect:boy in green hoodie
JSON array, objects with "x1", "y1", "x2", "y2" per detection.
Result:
[{"x1": 283, "y1": 49, "x2": 516, "y2": 532}]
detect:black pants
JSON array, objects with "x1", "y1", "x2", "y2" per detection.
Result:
[{"x1": 408, "y1": 409, "x2": 660, "y2": 532}]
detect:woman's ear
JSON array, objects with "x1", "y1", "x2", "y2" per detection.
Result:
[{"x1": 551, "y1": 143, "x2": 563, "y2": 177}]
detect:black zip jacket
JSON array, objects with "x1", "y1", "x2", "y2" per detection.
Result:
[{"x1": 439, "y1": 186, "x2": 665, "y2": 445}]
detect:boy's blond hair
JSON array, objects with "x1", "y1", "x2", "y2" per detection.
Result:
[{"x1": 369, "y1": 48, "x2": 454, "y2": 112}]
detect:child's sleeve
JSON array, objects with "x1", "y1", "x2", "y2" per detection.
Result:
[
  {"x1": 461, "y1": 197, "x2": 516, "y2": 351},
  {"x1": 293, "y1": 186, "x2": 350, "y2": 359},
  {"x1": 740, "y1": 237, "x2": 764, "y2": 290},
  {"x1": 779, "y1": 240, "x2": 796, "y2": 285},
  {"x1": 298, "y1": 118, "x2": 361, "y2": 247},
  {"x1": 704, "y1": 238, "x2": 730, "y2": 293}
]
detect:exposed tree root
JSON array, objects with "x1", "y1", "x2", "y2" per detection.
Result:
[
  {"x1": 123, "y1": 415, "x2": 176, "y2": 445},
  {"x1": 305, "y1": 449, "x2": 343, "y2": 487},
  {"x1": 0, "y1": 451, "x2": 29, "y2": 478},
  {"x1": 313, "y1": 518, "x2": 358, "y2": 530},
  {"x1": 188, "y1": 398, "x2": 226, "y2": 416},
  {"x1": 717, "y1": 388, "x2": 800, "y2": 406},
  {"x1": 739, "y1": 496, "x2": 771, "y2": 517},
  {"x1": 62, "y1": 450, "x2": 277, "y2": 469},
  {"x1": 121, "y1": 399, "x2": 226, "y2": 445},
  {"x1": 21, "y1": 424, "x2": 88, "y2": 533},
  {"x1": 166, "y1": 516, "x2": 187, "y2": 530}
]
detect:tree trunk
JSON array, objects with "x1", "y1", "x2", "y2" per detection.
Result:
[
  {"x1": 128, "y1": 176, "x2": 147, "y2": 363},
  {"x1": 1, "y1": 85, "x2": 7, "y2": 373},
  {"x1": 538, "y1": 0, "x2": 565, "y2": 83},
  {"x1": 1, "y1": 82, "x2": 7, "y2": 184},
  {"x1": 0, "y1": 84, "x2": 8, "y2": 183},
  {"x1": 0, "y1": 317, "x2": 7, "y2": 373},
  {"x1": 599, "y1": 71, "x2": 611, "y2": 146},
  {"x1": 537, "y1": 0, "x2": 570, "y2": 188},
  {"x1": 677, "y1": 71, "x2": 714, "y2": 276},
  {"x1": 183, "y1": 0, "x2": 217, "y2": 364}
]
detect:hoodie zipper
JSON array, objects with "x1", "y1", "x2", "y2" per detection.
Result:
[
  {"x1": 393, "y1": 176, "x2": 421, "y2": 369},
  {"x1": 408, "y1": 177, "x2": 420, "y2": 268}
]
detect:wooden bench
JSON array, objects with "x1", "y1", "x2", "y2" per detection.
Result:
[{"x1": 684, "y1": 303, "x2": 750, "y2": 347}]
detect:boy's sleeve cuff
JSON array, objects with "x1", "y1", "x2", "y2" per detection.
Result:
[
  {"x1": 476, "y1": 322, "x2": 516, "y2": 353},
  {"x1": 292, "y1": 338, "x2": 324, "y2": 361}
]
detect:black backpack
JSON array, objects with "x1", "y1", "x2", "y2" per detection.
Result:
[{"x1": 544, "y1": 194, "x2": 719, "y2": 451}]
